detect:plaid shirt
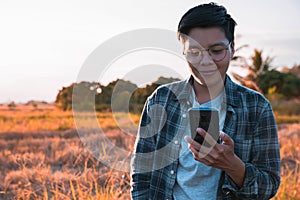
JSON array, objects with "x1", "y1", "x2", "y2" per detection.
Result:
[{"x1": 130, "y1": 75, "x2": 280, "y2": 200}]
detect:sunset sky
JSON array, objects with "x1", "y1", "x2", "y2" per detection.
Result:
[{"x1": 0, "y1": 0, "x2": 299, "y2": 103}]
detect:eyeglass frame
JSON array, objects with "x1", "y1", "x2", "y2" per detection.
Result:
[{"x1": 183, "y1": 41, "x2": 232, "y2": 63}]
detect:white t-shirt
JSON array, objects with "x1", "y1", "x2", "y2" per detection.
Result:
[{"x1": 173, "y1": 89, "x2": 226, "y2": 200}]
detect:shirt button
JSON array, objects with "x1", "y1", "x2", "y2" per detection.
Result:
[
  {"x1": 170, "y1": 170, "x2": 175, "y2": 175},
  {"x1": 182, "y1": 113, "x2": 186, "y2": 118},
  {"x1": 187, "y1": 101, "x2": 190, "y2": 105},
  {"x1": 174, "y1": 140, "x2": 179, "y2": 145}
]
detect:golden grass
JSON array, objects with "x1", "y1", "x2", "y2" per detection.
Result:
[
  {"x1": 275, "y1": 114, "x2": 300, "y2": 124},
  {"x1": 0, "y1": 108, "x2": 75, "y2": 132},
  {"x1": 0, "y1": 108, "x2": 140, "y2": 133},
  {"x1": 0, "y1": 106, "x2": 299, "y2": 199},
  {"x1": 0, "y1": 130, "x2": 133, "y2": 199},
  {"x1": 271, "y1": 123, "x2": 300, "y2": 199}
]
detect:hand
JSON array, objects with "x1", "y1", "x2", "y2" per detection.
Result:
[{"x1": 184, "y1": 128, "x2": 245, "y2": 187}]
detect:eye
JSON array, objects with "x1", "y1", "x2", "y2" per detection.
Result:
[
  {"x1": 187, "y1": 49, "x2": 200, "y2": 57},
  {"x1": 210, "y1": 46, "x2": 226, "y2": 54},
  {"x1": 210, "y1": 49, "x2": 223, "y2": 54}
]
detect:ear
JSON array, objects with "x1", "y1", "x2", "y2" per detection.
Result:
[
  {"x1": 179, "y1": 34, "x2": 187, "y2": 53},
  {"x1": 230, "y1": 41, "x2": 235, "y2": 59}
]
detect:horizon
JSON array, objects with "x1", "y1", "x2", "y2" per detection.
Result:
[
  {"x1": 0, "y1": 75, "x2": 184, "y2": 104},
  {"x1": 1, "y1": 0, "x2": 299, "y2": 103}
]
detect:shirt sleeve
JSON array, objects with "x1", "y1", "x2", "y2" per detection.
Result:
[
  {"x1": 222, "y1": 102, "x2": 281, "y2": 199},
  {"x1": 130, "y1": 97, "x2": 156, "y2": 199}
]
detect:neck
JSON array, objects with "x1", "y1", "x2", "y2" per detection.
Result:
[{"x1": 193, "y1": 79, "x2": 225, "y2": 104}]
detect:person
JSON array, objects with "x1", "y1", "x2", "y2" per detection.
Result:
[{"x1": 130, "y1": 2, "x2": 280, "y2": 200}]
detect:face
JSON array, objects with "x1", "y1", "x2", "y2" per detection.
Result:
[{"x1": 181, "y1": 27, "x2": 234, "y2": 88}]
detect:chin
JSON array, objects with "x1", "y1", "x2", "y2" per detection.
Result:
[{"x1": 193, "y1": 69, "x2": 219, "y2": 82}]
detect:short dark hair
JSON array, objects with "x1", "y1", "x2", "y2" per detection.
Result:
[{"x1": 178, "y1": 2, "x2": 237, "y2": 42}]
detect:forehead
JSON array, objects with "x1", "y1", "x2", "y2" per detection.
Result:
[{"x1": 183, "y1": 27, "x2": 228, "y2": 47}]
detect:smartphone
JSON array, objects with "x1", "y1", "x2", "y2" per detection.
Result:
[{"x1": 188, "y1": 107, "x2": 220, "y2": 146}]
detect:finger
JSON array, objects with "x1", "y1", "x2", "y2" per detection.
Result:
[
  {"x1": 201, "y1": 158, "x2": 212, "y2": 166},
  {"x1": 190, "y1": 145, "x2": 208, "y2": 162},
  {"x1": 184, "y1": 135, "x2": 202, "y2": 149},
  {"x1": 185, "y1": 135, "x2": 215, "y2": 158},
  {"x1": 190, "y1": 145, "x2": 217, "y2": 167},
  {"x1": 219, "y1": 131, "x2": 234, "y2": 145},
  {"x1": 189, "y1": 145, "x2": 199, "y2": 155},
  {"x1": 190, "y1": 147, "x2": 213, "y2": 165},
  {"x1": 188, "y1": 140, "x2": 207, "y2": 157},
  {"x1": 197, "y1": 128, "x2": 218, "y2": 147},
  {"x1": 197, "y1": 144, "x2": 214, "y2": 158}
]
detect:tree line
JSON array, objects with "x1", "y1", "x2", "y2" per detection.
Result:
[
  {"x1": 231, "y1": 49, "x2": 300, "y2": 98},
  {"x1": 231, "y1": 48, "x2": 300, "y2": 115},
  {"x1": 55, "y1": 77, "x2": 180, "y2": 113},
  {"x1": 55, "y1": 49, "x2": 300, "y2": 114}
]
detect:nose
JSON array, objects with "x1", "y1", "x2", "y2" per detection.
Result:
[{"x1": 201, "y1": 51, "x2": 214, "y2": 65}]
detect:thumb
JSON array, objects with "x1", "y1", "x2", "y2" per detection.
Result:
[{"x1": 220, "y1": 131, "x2": 233, "y2": 145}]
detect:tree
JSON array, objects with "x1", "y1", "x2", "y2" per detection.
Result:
[
  {"x1": 56, "y1": 82, "x2": 101, "y2": 111},
  {"x1": 130, "y1": 77, "x2": 180, "y2": 113},
  {"x1": 55, "y1": 85, "x2": 74, "y2": 111},
  {"x1": 55, "y1": 77, "x2": 181, "y2": 113},
  {"x1": 231, "y1": 48, "x2": 275, "y2": 93},
  {"x1": 8, "y1": 101, "x2": 16, "y2": 110},
  {"x1": 257, "y1": 70, "x2": 300, "y2": 98},
  {"x1": 281, "y1": 64, "x2": 300, "y2": 78}
]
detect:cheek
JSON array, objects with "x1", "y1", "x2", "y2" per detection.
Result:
[
  {"x1": 216, "y1": 62, "x2": 229, "y2": 72},
  {"x1": 215, "y1": 57, "x2": 230, "y2": 73},
  {"x1": 188, "y1": 63, "x2": 198, "y2": 74},
  {"x1": 216, "y1": 52, "x2": 232, "y2": 72}
]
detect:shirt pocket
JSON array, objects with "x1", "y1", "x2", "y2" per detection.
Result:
[{"x1": 234, "y1": 139, "x2": 252, "y2": 162}]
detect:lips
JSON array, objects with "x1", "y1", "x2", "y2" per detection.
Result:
[
  {"x1": 190, "y1": 65, "x2": 220, "y2": 78},
  {"x1": 199, "y1": 70, "x2": 218, "y2": 76},
  {"x1": 192, "y1": 66, "x2": 218, "y2": 75}
]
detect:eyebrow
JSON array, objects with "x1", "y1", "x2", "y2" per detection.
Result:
[
  {"x1": 209, "y1": 42, "x2": 228, "y2": 47},
  {"x1": 188, "y1": 42, "x2": 227, "y2": 49}
]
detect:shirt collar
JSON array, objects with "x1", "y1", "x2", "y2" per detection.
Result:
[
  {"x1": 171, "y1": 74, "x2": 239, "y2": 108},
  {"x1": 224, "y1": 75, "x2": 239, "y2": 108},
  {"x1": 171, "y1": 76, "x2": 194, "y2": 103}
]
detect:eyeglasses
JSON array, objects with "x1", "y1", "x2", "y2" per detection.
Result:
[{"x1": 183, "y1": 42, "x2": 231, "y2": 63}]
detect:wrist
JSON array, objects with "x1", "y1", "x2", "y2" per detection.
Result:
[{"x1": 226, "y1": 154, "x2": 246, "y2": 188}]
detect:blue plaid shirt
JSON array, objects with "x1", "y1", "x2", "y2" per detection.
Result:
[{"x1": 130, "y1": 75, "x2": 280, "y2": 200}]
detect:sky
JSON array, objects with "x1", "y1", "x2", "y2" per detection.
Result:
[{"x1": 0, "y1": 0, "x2": 299, "y2": 103}]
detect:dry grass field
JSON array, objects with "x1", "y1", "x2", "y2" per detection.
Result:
[{"x1": 0, "y1": 104, "x2": 299, "y2": 199}]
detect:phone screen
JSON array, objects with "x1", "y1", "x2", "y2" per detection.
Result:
[{"x1": 188, "y1": 108, "x2": 220, "y2": 146}]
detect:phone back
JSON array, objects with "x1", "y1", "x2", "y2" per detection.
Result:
[{"x1": 188, "y1": 108, "x2": 220, "y2": 146}]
